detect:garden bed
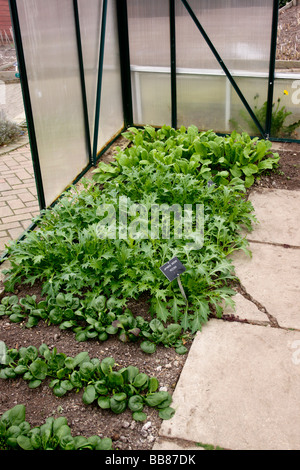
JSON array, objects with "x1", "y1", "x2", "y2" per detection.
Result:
[{"x1": 0, "y1": 127, "x2": 299, "y2": 451}]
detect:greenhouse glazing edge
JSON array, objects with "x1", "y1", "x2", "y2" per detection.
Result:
[{"x1": 1, "y1": 0, "x2": 298, "y2": 263}]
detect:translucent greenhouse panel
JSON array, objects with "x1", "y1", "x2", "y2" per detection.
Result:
[
  {"x1": 229, "y1": 76, "x2": 271, "y2": 136},
  {"x1": 271, "y1": 74, "x2": 300, "y2": 140},
  {"x1": 131, "y1": 70, "x2": 171, "y2": 127},
  {"x1": 78, "y1": 0, "x2": 102, "y2": 145},
  {"x1": 177, "y1": 72, "x2": 227, "y2": 133},
  {"x1": 175, "y1": 0, "x2": 273, "y2": 134},
  {"x1": 16, "y1": 0, "x2": 89, "y2": 207},
  {"x1": 127, "y1": 0, "x2": 171, "y2": 126},
  {"x1": 176, "y1": 0, "x2": 273, "y2": 72},
  {"x1": 97, "y1": 0, "x2": 124, "y2": 152}
]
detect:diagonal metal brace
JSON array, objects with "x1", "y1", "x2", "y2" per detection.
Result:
[{"x1": 181, "y1": 0, "x2": 266, "y2": 138}]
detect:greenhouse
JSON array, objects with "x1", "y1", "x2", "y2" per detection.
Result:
[
  {"x1": 5, "y1": 0, "x2": 300, "y2": 210},
  {"x1": 0, "y1": 0, "x2": 300, "y2": 453}
]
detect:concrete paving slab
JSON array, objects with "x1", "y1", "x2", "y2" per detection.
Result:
[
  {"x1": 231, "y1": 243, "x2": 300, "y2": 330},
  {"x1": 153, "y1": 438, "x2": 203, "y2": 451},
  {"x1": 247, "y1": 189, "x2": 300, "y2": 246},
  {"x1": 223, "y1": 293, "x2": 270, "y2": 325},
  {"x1": 159, "y1": 320, "x2": 300, "y2": 450}
]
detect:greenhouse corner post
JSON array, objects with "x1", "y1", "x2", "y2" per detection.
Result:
[
  {"x1": 180, "y1": 0, "x2": 266, "y2": 139},
  {"x1": 8, "y1": 0, "x2": 46, "y2": 211},
  {"x1": 266, "y1": 0, "x2": 279, "y2": 139},
  {"x1": 170, "y1": 0, "x2": 177, "y2": 130},
  {"x1": 73, "y1": 0, "x2": 92, "y2": 165},
  {"x1": 116, "y1": 0, "x2": 133, "y2": 128},
  {"x1": 92, "y1": 0, "x2": 108, "y2": 167}
]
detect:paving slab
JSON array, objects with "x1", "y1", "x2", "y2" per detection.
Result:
[
  {"x1": 158, "y1": 320, "x2": 300, "y2": 450},
  {"x1": 231, "y1": 242, "x2": 300, "y2": 330},
  {"x1": 153, "y1": 438, "x2": 203, "y2": 451},
  {"x1": 247, "y1": 188, "x2": 300, "y2": 246},
  {"x1": 223, "y1": 293, "x2": 270, "y2": 325}
]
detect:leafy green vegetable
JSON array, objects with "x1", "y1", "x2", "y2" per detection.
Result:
[
  {"x1": 1, "y1": 124, "x2": 279, "y2": 349},
  {"x1": 0, "y1": 342, "x2": 174, "y2": 421},
  {"x1": 0, "y1": 405, "x2": 112, "y2": 451}
]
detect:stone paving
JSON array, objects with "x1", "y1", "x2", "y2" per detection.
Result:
[
  {"x1": 0, "y1": 80, "x2": 39, "y2": 256},
  {"x1": 0, "y1": 142, "x2": 39, "y2": 255},
  {"x1": 155, "y1": 187, "x2": 300, "y2": 451}
]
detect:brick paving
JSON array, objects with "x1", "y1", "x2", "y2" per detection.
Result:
[{"x1": 0, "y1": 142, "x2": 39, "y2": 255}]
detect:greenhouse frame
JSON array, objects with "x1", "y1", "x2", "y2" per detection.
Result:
[{"x1": 8, "y1": 0, "x2": 300, "y2": 212}]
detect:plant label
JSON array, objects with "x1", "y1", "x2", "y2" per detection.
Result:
[{"x1": 159, "y1": 257, "x2": 186, "y2": 282}]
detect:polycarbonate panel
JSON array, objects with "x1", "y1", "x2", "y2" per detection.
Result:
[
  {"x1": 229, "y1": 76, "x2": 270, "y2": 136},
  {"x1": 132, "y1": 71, "x2": 171, "y2": 127},
  {"x1": 17, "y1": 0, "x2": 89, "y2": 207},
  {"x1": 176, "y1": 0, "x2": 273, "y2": 73},
  {"x1": 127, "y1": 0, "x2": 171, "y2": 126},
  {"x1": 271, "y1": 74, "x2": 300, "y2": 140},
  {"x1": 177, "y1": 73, "x2": 226, "y2": 132},
  {"x1": 97, "y1": 0, "x2": 124, "y2": 152},
  {"x1": 78, "y1": 0, "x2": 102, "y2": 145},
  {"x1": 175, "y1": 0, "x2": 273, "y2": 133}
]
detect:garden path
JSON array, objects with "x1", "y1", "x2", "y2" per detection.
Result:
[
  {"x1": 0, "y1": 79, "x2": 38, "y2": 256},
  {"x1": 155, "y1": 186, "x2": 300, "y2": 450}
]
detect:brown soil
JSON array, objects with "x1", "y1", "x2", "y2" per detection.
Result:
[
  {"x1": 253, "y1": 141, "x2": 300, "y2": 191},
  {"x1": 277, "y1": 3, "x2": 300, "y2": 62}
]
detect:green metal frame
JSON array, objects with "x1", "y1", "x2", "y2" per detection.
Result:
[
  {"x1": 8, "y1": 0, "x2": 46, "y2": 211},
  {"x1": 73, "y1": 0, "x2": 93, "y2": 164},
  {"x1": 92, "y1": 0, "x2": 108, "y2": 166}
]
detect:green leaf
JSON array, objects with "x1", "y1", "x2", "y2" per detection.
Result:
[
  {"x1": 149, "y1": 377, "x2": 159, "y2": 393},
  {"x1": 242, "y1": 164, "x2": 258, "y2": 176},
  {"x1": 60, "y1": 435, "x2": 75, "y2": 450},
  {"x1": 94, "y1": 381, "x2": 108, "y2": 395},
  {"x1": 82, "y1": 385, "x2": 96, "y2": 405},
  {"x1": 113, "y1": 392, "x2": 127, "y2": 402},
  {"x1": 2, "y1": 405, "x2": 25, "y2": 427},
  {"x1": 97, "y1": 396, "x2": 111, "y2": 409},
  {"x1": 153, "y1": 298, "x2": 169, "y2": 323},
  {"x1": 100, "y1": 357, "x2": 115, "y2": 375},
  {"x1": 175, "y1": 345, "x2": 188, "y2": 355},
  {"x1": 17, "y1": 435, "x2": 34, "y2": 450},
  {"x1": 132, "y1": 411, "x2": 147, "y2": 422},
  {"x1": 145, "y1": 391, "x2": 170, "y2": 408},
  {"x1": 29, "y1": 359, "x2": 48, "y2": 381},
  {"x1": 14, "y1": 365, "x2": 28, "y2": 375},
  {"x1": 245, "y1": 175, "x2": 255, "y2": 188},
  {"x1": 126, "y1": 365, "x2": 140, "y2": 383},
  {"x1": 133, "y1": 373, "x2": 149, "y2": 389},
  {"x1": 140, "y1": 341, "x2": 156, "y2": 354},
  {"x1": 28, "y1": 379, "x2": 42, "y2": 389},
  {"x1": 96, "y1": 437, "x2": 113, "y2": 450},
  {"x1": 128, "y1": 395, "x2": 144, "y2": 412},
  {"x1": 110, "y1": 397, "x2": 127, "y2": 414},
  {"x1": 108, "y1": 371, "x2": 124, "y2": 387},
  {"x1": 158, "y1": 407, "x2": 175, "y2": 420}
]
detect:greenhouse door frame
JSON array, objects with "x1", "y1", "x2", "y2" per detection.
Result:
[
  {"x1": 1, "y1": 0, "x2": 132, "y2": 263},
  {"x1": 8, "y1": 0, "x2": 133, "y2": 213}
]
